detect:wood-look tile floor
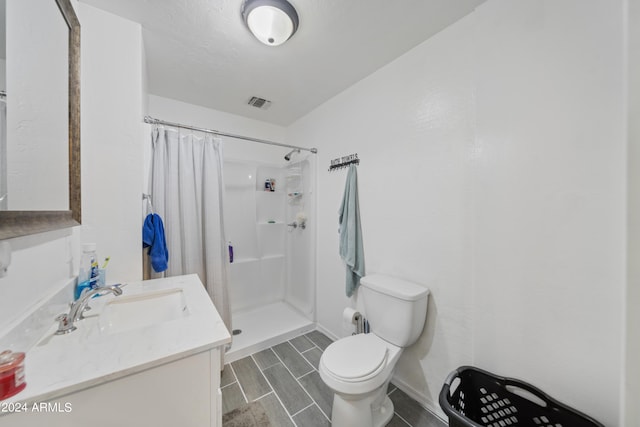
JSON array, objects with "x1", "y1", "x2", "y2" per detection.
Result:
[{"x1": 221, "y1": 330, "x2": 446, "y2": 427}]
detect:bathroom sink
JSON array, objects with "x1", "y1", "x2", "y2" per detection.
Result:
[{"x1": 99, "y1": 288, "x2": 189, "y2": 334}]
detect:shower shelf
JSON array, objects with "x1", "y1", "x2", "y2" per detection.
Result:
[
  {"x1": 231, "y1": 257, "x2": 260, "y2": 265},
  {"x1": 286, "y1": 167, "x2": 302, "y2": 177},
  {"x1": 258, "y1": 221, "x2": 285, "y2": 225},
  {"x1": 231, "y1": 255, "x2": 285, "y2": 264}
]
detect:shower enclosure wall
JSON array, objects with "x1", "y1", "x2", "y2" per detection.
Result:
[{"x1": 224, "y1": 152, "x2": 316, "y2": 361}]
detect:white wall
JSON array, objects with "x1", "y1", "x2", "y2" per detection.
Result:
[
  {"x1": 0, "y1": 229, "x2": 78, "y2": 337},
  {"x1": 0, "y1": 3, "x2": 144, "y2": 336},
  {"x1": 472, "y1": 1, "x2": 625, "y2": 425},
  {"x1": 0, "y1": 59, "x2": 6, "y2": 91},
  {"x1": 289, "y1": 0, "x2": 626, "y2": 424},
  {"x1": 626, "y1": 0, "x2": 640, "y2": 424},
  {"x1": 78, "y1": 3, "x2": 144, "y2": 285}
]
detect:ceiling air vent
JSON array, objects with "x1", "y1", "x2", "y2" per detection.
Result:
[{"x1": 247, "y1": 96, "x2": 272, "y2": 110}]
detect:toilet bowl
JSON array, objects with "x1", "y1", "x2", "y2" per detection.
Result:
[
  {"x1": 319, "y1": 274, "x2": 429, "y2": 427},
  {"x1": 320, "y1": 333, "x2": 402, "y2": 427}
]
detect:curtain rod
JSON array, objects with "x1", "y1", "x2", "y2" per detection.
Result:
[{"x1": 144, "y1": 116, "x2": 317, "y2": 154}]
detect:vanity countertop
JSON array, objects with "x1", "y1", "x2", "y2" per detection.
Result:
[{"x1": 1, "y1": 274, "x2": 231, "y2": 407}]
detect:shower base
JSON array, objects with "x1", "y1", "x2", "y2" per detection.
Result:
[{"x1": 225, "y1": 301, "x2": 314, "y2": 363}]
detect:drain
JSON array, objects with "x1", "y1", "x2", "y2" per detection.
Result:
[{"x1": 232, "y1": 329, "x2": 242, "y2": 336}]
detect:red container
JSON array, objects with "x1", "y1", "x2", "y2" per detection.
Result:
[{"x1": 0, "y1": 350, "x2": 26, "y2": 400}]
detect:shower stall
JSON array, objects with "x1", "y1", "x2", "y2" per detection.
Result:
[
  {"x1": 143, "y1": 115, "x2": 316, "y2": 362},
  {"x1": 223, "y1": 149, "x2": 316, "y2": 361}
]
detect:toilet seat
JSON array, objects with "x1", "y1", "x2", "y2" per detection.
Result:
[{"x1": 321, "y1": 334, "x2": 388, "y2": 382}]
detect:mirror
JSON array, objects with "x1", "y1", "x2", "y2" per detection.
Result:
[{"x1": 0, "y1": 0, "x2": 81, "y2": 239}]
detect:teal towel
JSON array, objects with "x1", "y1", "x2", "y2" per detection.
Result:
[{"x1": 339, "y1": 164, "x2": 365, "y2": 297}]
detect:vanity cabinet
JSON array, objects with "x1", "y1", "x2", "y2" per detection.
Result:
[
  {"x1": 1, "y1": 349, "x2": 221, "y2": 427},
  {"x1": 0, "y1": 274, "x2": 230, "y2": 427}
]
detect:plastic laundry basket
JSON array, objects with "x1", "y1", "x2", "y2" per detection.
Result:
[{"x1": 439, "y1": 366, "x2": 604, "y2": 427}]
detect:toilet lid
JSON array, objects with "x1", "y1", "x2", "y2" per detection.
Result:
[{"x1": 322, "y1": 334, "x2": 388, "y2": 381}]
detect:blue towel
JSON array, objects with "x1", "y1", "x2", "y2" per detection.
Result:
[
  {"x1": 143, "y1": 213, "x2": 169, "y2": 273},
  {"x1": 339, "y1": 164, "x2": 365, "y2": 297}
]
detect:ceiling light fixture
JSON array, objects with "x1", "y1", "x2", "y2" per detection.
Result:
[{"x1": 242, "y1": 0, "x2": 299, "y2": 46}]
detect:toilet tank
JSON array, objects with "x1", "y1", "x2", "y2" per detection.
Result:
[{"x1": 360, "y1": 274, "x2": 429, "y2": 347}]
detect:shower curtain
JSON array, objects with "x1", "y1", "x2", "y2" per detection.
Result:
[
  {"x1": 0, "y1": 100, "x2": 6, "y2": 210},
  {"x1": 149, "y1": 125, "x2": 232, "y2": 334}
]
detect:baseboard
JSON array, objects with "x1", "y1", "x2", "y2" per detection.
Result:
[{"x1": 391, "y1": 374, "x2": 448, "y2": 424}]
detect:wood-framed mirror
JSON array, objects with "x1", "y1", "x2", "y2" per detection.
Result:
[{"x1": 0, "y1": 0, "x2": 81, "y2": 240}]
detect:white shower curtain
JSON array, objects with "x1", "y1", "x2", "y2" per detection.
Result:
[
  {"x1": 149, "y1": 125, "x2": 232, "y2": 334},
  {"x1": 0, "y1": 100, "x2": 7, "y2": 210}
]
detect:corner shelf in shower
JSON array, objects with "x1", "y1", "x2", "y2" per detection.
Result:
[{"x1": 285, "y1": 168, "x2": 302, "y2": 180}]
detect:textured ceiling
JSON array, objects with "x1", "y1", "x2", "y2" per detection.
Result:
[{"x1": 79, "y1": 0, "x2": 485, "y2": 125}]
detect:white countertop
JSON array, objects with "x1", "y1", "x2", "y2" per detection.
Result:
[{"x1": 1, "y1": 274, "x2": 231, "y2": 406}]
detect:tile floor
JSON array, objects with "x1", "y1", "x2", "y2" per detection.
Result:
[{"x1": 221, "y1": 330, "x2": 446, "y2": 427}]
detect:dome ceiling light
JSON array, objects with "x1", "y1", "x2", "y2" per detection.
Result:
[{"x1": 242, "y1": 0, "x2": 299, "y2": 46}]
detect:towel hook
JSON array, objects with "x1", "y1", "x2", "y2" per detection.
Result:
[
  {"x1": 142, "y1": 193, "x2": 154, "y2": 214},
  {"x1": 328, "y1": 153, "x2": 360, "y2": 172}
]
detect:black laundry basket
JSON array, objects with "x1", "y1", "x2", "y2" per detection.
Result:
[{"x1": 439, "y1": 366, "x2": 604, "y2": 427}]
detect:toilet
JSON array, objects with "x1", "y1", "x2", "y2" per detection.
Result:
[{"x1": 319, "y1": 274, "x2": 429, "y2": 427}]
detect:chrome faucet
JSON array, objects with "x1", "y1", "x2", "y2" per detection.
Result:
[{"x1": 55, "y1": 285, "x2": 123, "y2": 335}]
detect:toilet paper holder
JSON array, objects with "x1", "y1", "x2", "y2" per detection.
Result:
[
  {"x1": 355, "y1": 317, "x2": 370, "y2": 334},
  {"x1": 343, "y1": 307, "x2": 370, "y2": 335}
]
